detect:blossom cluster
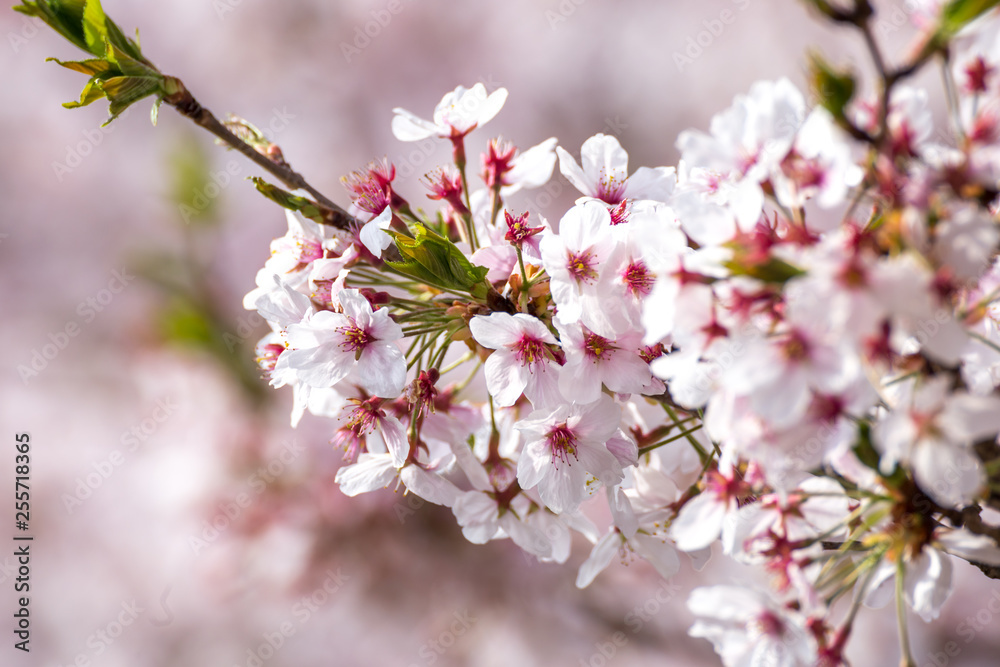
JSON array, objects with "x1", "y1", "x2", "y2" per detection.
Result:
[{"x1": 242, "y1": 7, "x2": 1000, "y2": 665}]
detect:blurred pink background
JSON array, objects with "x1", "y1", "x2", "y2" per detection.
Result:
[{"x1": 3, "y1": 1, "x2": 1000, "y2": 665}]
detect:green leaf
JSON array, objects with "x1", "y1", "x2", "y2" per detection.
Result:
[
  {"x1": 852, "y1": 422, "x2": 880, "y2": 471},
  {"x1": 940, "y1": 0, "x2": 1000, "y2": 37},
  {"x1": 81, "y1": 0, "x2": 107, "y2": 54},
  {"x1": 808, "y1": 52, "x2": 855, "y2": 122},
  {"x1": 46, "y1": 56, "x2": 112, "y2": 76},
  {"x1": 17, "y1": 0, "x2": 162, "y2": 123},
  {"x1": 387, "y1": 224, "x2": 489, "y2": 293},
  {"x1": 14, "y1": 0, "x2": 90, "y2": 54},
  {"x1": 723, "y1": 257, "x2": 805, "y2": 284},
  {"x1": 61, "y1": 77, "x2": 104, "y2": 108},
  {"x1": 98, "y1": 75, "x2": 162, "y2": 123},
  {"x1": 250, "y1": 177, "x2": 328, "y2": 225}
]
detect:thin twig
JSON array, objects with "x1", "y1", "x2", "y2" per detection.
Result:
[{"x1": 162, "y1": 76, "x2": 356, "y2": 230}]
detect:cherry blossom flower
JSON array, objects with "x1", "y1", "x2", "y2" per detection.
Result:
[
  {"x1": 874, "y1": 375, "x2": 1000, "y2": 506},
  {"x1": 866, "y1": 527, "x2": 1000, "y2": 622},
  {"x1": 272, "y1": 289, "x2": 405, "y2": 398},
  {"x1": 772, "y1": 108, "x2": 864, "y2": 215},
  {"x1": 515, "y1": 396, "x2": 625, "y2": 513},
  {"x1": 391, "y1": 83, "x2": 508, "y2": 141},
  {"x1": 556, "y1": 133, "x2": 676, "y2": 205},
  {"x1": 469, "y1": 312, "x2": 562, "y2": 408},
  {"x1": 671, "y1": 455, "x2": 751, "y2": 552},
  {"x1": 576, "y1": 506, "x2": 681, "y2": 588},
  {"x1": 688, "y1": 586, "x2": 816, "y2": 667},
  {"x1": 539, "y1": 200, "x2": 616, "y2": 324},
  {"x1": 554, "y1": 317, "x2": 656, "y2": 403}
]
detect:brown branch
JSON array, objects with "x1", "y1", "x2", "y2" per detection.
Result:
[{"x1": 161, "y1": 76, "x2": 356, "y2": 230}]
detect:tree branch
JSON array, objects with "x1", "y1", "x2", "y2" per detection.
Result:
[{"x1": 161, "y1": 77, "x2": 356, "y2": 230}]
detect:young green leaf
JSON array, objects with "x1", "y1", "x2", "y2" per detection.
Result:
[
  {"x1": 15, "y1": 0, "x2": 163, "y2": 124},
  {"x1": 808, "y1": 52, "x2": 855, "y2": 122},
  {"x1": 387, "y1": 224, "x2": 490, "y2": 293},
  {"x1": 251, "y1": 177, "x2": 328, "y2": 225},
  {"x1": 939, "y1": 0, "x2": 1000, "y2": 38}
]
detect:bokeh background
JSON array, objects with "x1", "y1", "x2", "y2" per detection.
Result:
[{"x1": 3, "y1": 1, "x2": 1000, "y2": 665}]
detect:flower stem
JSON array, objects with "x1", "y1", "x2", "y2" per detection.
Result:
[{"x1": 896, "y1": 558, "x2": 916, "y2": 667}]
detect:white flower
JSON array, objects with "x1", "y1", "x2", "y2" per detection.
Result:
[
  {"x1": 772, "y1": 107, "x2": 864, "y2": 215},
  {"x1": 688, "y1": 586, "x2": 816, "y2": 667},
  {"x1": 677, "y1": 78, "x2": 806, "y2": 227},
  {"x1": 469, "y1": 312, "x2": 562, "y2": 408},
  {"x1": 359, "y1": 206, "x2": 394, "y2": 257},
  {"x1": 576, "y1": 502, "x2": 681, "y2": 588},
  {"x1": 335, "y1": 453, "x2": 461, "y2": 508},
  {"x1": 554, "y1": 317, "x2": 655, "y2": 403},
  {"x1": 556, "y1": 133, "x2": 675, "y2": 204},
  {"x1": 272, "y1": 289, "x2": 405, "y2": 398},
  {"x1": 874, "y1": 376, "x2": 1000, "y2": 507},
  {"x1": 391, "y1": 83, "x2": 508, "y2": 141},
  {"x1": 865, "y1": 527, "x2": 1000, "y2": 623},
  {"x1": 670, "y1": 456, "x2": 749, "y2": 552},
  {"x1": 515, "y1": 396, "x2": 624, "y2": 513},
  {"x1": 539, "y1": 200, "x2": 616, "y2": 324},
  {"x1": 503, "y1": 137, "x2": 558, "y2": 195}
]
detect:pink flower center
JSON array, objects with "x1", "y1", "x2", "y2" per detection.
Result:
[
  {"x1": 639, "y1": 343, "x2": 664, "y2": 364},
  {"x1": 345, "y1": 398, "x2": 385, "y2": 435},
  {"x1": 255, "y1": 343, "x2": 285, "y2": 374},
  {"x1": 737, "y1": 148, "x2": 761, "y2": 177},
  {"x1": 351, "y1": 181, "x2": 392, "y2": 215},
  {"x1": 623, "y1": 261, "x2": 654, "y2": 296},
  {"x1": 753, "y1": 610, "x2": 785, "y2": 638},
  {"x1": 704, "y1": 468, "x2": 750, "y2": 503},
  {"x1": 609, "y1": 200, "x2": 630, "y2": 225},
  {"x1": 780, "y1": 330, "x2": 811, "y2": 363},
  {"x1": 547, "y1": 423, "x2": 579, "y2": 465},
  {"x1": 964, "y1": 55, "x2": 993, "y2": 94},
  {"x1": 514, "y1": 334, "x2": 547, "y2": 368},
  {"x1": 782, "y1": 151, "x2": 825, "y2": 190},
  {"x1": 596, "y1": 169, "x2": 627, "y2": 204},
  {"x1": 338, "y1": 324, "x2": 372, "y2": 353},
  {"x1": 584, "y1": 333, "x2": 613, "y2": 362},
  {"x1": 297, "y1": 238, "x2": 324, "y2": 263},
  {"x1": 567, "y1": 250, "x2": 598, "y2": 284}
]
